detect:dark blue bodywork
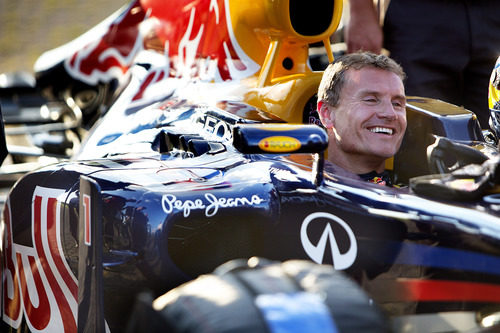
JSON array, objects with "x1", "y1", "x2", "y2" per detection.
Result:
[{"x1": 3, "y1": 93, "x2": 500, "y2": 331}]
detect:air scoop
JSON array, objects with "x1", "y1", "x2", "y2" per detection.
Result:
[{"x1": 233, "y1": 124, "x2": 328, "y2": 186}]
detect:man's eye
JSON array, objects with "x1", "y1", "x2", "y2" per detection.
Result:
[
  {"x1": 392, "y1": 101, "x2": 405, "y2": 109},
  {"x1": 364, "y1": 98, "x2": 378, "y2": 103}
]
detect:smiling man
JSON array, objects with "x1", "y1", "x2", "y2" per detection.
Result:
[{"x1": 317, "y1": 52, "x2": 406, "y2": 186}]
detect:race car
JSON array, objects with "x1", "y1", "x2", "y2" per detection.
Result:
[{"x1": 1, "y1": 0, "x2": 500, "y2": 332}]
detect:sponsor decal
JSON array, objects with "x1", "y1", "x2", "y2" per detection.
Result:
[
  {"x1": 202, "y1": 114, "x2": 232, "y2": 140},
  {"x1": 300, "y1": 212, "x2": 357, "y2": 270},
  {"x1": 141, "y1": 0, "x2": 258, "y2": 100},
  {"x1": 65, "y1": 1, "x2": 148, "y2": 85},
  {"x1": 2, "y1": 187, "x2": 78, "y2": 332},
  {"x1": 62, "y1": 0, "x2": 259, "y2": 101},
  {"x1": 146, "y1": 0, "x2": 258, "y2": 81},
  {"x1": 258, "y1": 136, "x2": 301, "y2": 153},
  {"x1": 162, "y1": 193, "x2": 264, "y2": 217}
]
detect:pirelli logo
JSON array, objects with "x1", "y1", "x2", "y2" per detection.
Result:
[{"x1": 258, "y1": 136, "x2": 301, "y2": 153}]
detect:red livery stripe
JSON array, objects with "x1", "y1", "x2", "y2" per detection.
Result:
[
  {"x1": 34, "y1": 195, "x2": 77, "y2": 332},
  {"x1": 398, "y1": 279, "x2": 500, "y2": 303}
]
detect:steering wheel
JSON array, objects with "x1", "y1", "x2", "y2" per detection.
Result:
[{"x1": 427, "y1": 136, "x2": 488, "y2": 174}]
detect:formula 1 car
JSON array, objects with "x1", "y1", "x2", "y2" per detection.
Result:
[{"x1": 1, "y1": 0, "x2": 500, "y2": 332}]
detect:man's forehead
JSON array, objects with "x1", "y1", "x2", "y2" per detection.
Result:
[
  {"x1": 346, "y1": 66, "x2": 399, "y2": 79},
  {"x1": 344, "y1": 68, "x2": 405, "y2": 93}
]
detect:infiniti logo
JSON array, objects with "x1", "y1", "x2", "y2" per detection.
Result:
[{"x1": 300, "y1": 212, "x2": 357, "y2": 270}]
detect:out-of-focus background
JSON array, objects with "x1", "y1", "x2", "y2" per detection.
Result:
[{"x1": 0, "y1": 0, "x2": 127, "y2": 74}]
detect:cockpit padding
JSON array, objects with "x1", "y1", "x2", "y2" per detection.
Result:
[{"x1": 392, "y1": 97, "x2": 484, "y2": 184}]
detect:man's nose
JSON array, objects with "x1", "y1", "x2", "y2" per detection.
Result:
[{"x1": 377, "y1": 100, "x2": 398, "y2": 119}]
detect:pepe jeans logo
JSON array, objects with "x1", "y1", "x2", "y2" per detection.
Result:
[
  {"x1": 162, "y1": 193, "x2": 264, "y2": 217},
  {"x1": 300, "y1": 212, "x2": 357, "y2": 270}
]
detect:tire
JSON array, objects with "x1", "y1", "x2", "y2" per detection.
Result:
[{"x1": 126, "y1": 258, "x2": 390, "y2": 333}]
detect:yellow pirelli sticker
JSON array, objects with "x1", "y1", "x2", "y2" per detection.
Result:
[{"x1": 258, "y1": 136, "x2": 301, "y2": 152}]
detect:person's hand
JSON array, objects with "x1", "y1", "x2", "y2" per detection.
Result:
[{"x1": 345, "y1": 0, "x2": 383, "y2": 54}]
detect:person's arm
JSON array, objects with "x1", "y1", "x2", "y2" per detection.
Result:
[{"x1": 344, "y1": 0, "x2": 383, "y2": 54}]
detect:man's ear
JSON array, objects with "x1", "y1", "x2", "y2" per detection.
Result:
[{"x1": 317, "y1": 101, "x2": 334, "y2": 128}]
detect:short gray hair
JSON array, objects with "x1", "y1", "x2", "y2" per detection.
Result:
[{"x1": 317, "y1": 52, "x2": 406, "y2": 107}]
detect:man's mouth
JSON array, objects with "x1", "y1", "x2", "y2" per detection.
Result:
[{"x1": 368, "y1": 126, "x2": 394, "y2": 135}]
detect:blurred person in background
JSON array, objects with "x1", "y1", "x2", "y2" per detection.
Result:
[{"x1": 344, "y1": 0, "x2": 500, "y2": 129}]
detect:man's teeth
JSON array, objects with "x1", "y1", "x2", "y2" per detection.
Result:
[{"x1": 369, "y1": 127, "x2": 393, "y2": 135}]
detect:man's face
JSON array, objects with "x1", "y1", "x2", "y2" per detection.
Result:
[{"x1": 329, "y1": 67, "x2": 406, "y2": 161}]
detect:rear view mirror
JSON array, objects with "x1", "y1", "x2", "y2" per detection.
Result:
[
  {"x1": 232, "y1": 124, "x2": 328, "y2": 186},
  {"x1": 232, "y1": 124, "x2": 327, "y2": 155}
]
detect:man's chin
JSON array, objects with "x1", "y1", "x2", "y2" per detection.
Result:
[{"x1": 370, "y1": 148, "x2": 398, "y2": 161}]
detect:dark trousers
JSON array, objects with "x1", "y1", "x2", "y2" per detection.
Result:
[{"x1": 384, "y1": 0, "x2": 500, "y2": 128}]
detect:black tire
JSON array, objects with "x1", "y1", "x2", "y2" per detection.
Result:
[{"x1": 126, "y1": 258, "x2": 390, "y2": 333}]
